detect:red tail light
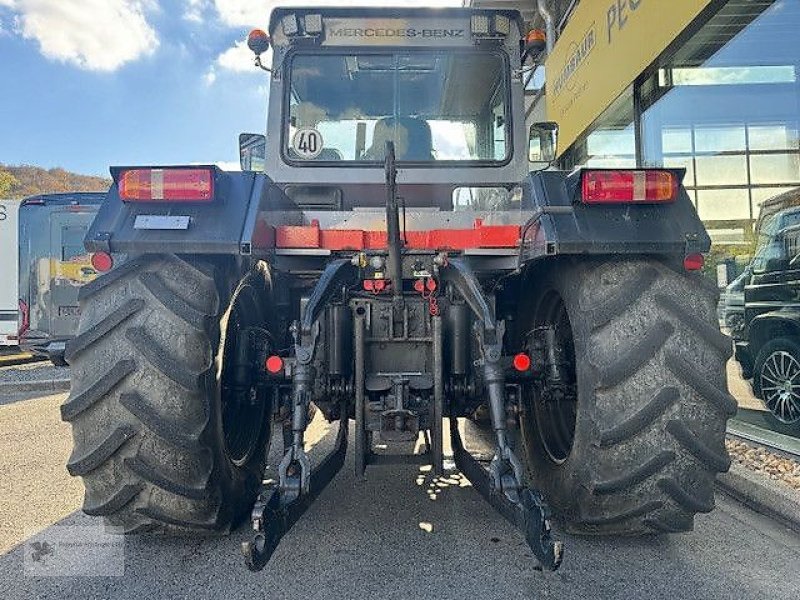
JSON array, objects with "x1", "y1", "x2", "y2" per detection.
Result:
[
  {"x1": 683, "y1": 253, "x2": 705, "y2": 271},
  {"x1": 91, "y1": 252, "x2": 114, "y2": 272},
  {"x1": 581, "y1": 170, "x2": 678, "y2": 204},
  {"x1": 265, "y1": 355, "x2": 284, "y2": 374},
  {"x1": 512, "y1": 353, "x2": 532, "y2": 372},
  {"x1": 118, "y1": 168, "x2": 214, "y2": 202}
]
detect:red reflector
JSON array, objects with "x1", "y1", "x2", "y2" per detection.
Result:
[
  {"x1": 414, "y1": 279, "x2": 425, "y2": 293},
  {"x1": 265, "y1": 355, "x2": 284, "y2": 374},
  {"x1": 683, "y1": 253, "x2": 705, "y2": 271},
  {"x1": 119, "y1": 168, "x2": 214, "y2": 202},
  {"x1": 513, "y1": 353, "x2": 531, "y2": 372},
  {"x1": 363, "y1": 280, "x2": 375, "y2": 291},
  {"x1": 581, "y1": 170, "x2": 677, "y2": 204},
  {"x1": 425, "y1": 279, "x2": 437, "y2": 292},
  {"x1": 91, "y1": 252, "x2": 113, "y2": 272}
]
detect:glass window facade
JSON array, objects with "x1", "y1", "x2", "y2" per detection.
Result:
[
  {"x1": 561, "y1": 86, "x2": 637, "y2": 170},
  {"x1": 559, "y1": 0, "x2": 800, "y2": 243}
]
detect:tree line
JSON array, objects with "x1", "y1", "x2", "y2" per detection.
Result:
[{"x1": 0, "y1": 164, "x2": 111, "y2": 200}]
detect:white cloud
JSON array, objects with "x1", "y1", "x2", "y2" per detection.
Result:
[
  {"x1": 216, "y1": 38, "x2": 256, "y2": 72},
  {"x1": 212, "y1": 0, "x2": 270, "y2": 27},
  {"x1": 183, "y1": 0, "x2": 208, "y2": 23},
  {"x1": 205, "y1": 35, "x2": 266, "y2": 85},
  {"x1": 0, "y1": 0, "x2": 158, "y2": 71}
]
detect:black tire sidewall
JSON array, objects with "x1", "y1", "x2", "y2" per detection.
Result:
[
  {"x1": 518, "y1": 259, "x2": 594, "y2": 518},
  {"x1": 208, "y1": 263, "x2": 273, "y2": 526}
]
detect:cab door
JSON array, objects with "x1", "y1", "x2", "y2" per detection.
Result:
[{"x1": 48, "y1": 209, "x2": 98, "y2": 338}]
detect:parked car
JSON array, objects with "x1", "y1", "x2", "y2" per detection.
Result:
[
  {"x1": 736, "y1": 214, "x2": 800, "y2": 425},
  {"x1": 17, "y1": 192, "x2": 107, "y2": 365},
  {"x1": 0, "y1": 199, "x2": 20, "y2": 347}
]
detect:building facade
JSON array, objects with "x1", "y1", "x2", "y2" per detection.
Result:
[{"x1": 542, "y1": 0, "x2": 800, "y2": 245}]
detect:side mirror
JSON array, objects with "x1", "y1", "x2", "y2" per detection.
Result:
[
  {"x1": 529, "y1": 122, "x2": 559, "y2": 166},
  {"x1": 239, "y1": 133, "x2": 266, "y2": 172}
]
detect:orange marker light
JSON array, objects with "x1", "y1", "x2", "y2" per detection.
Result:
[
  {"x1": 247, "y1": 29, "x2": 271, "y2": 56},
  {"x1": 526, "y1": 29, "x2": 547, "y2": 44}
]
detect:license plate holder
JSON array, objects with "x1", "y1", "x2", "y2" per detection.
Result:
[{"x1": 134, "y1": 215, "x2": 191, "y2": 230}]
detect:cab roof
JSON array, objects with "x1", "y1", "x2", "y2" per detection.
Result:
[{"x1": 268, "y1": 6, "x2": 523, "y2": 34}]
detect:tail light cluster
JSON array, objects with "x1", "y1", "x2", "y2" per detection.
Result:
[
  {"x1": 118, "y1": 168, "x2": 214, "y2": 203},
  {"x1": 580, "y1": 170, "x2": 678, "y2": 204}
]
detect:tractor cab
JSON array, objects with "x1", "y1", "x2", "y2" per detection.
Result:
[{"x1": 242, "y1": 8, "x2": 553, "y2": 211}]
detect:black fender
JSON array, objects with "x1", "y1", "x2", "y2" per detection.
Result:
[
  {"x1": 746, "y1": 308, "x2": 800, "y2": 358},
  {"x1": 85, "y1": 166, "x2": 284, "y2": 256},
  {"x1": 519, "y1": 169, "x2": 711, "y2": 264}
]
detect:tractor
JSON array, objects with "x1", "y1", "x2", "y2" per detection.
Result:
[{"x1": 62, "y1": 7, "x2": 735, "y2": 572}]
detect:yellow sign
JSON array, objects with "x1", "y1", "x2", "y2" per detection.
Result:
[{"x1": 546, "y1": 0, "x2": 714, "y2": 153}]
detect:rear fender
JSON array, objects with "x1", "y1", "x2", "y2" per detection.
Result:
[
  {"x1": 748, "y1": 310, "x2": 800, "y2": 357},
  {"x1": 85, "y1": 166, "x2": 280, "y2": 256},
  {"x1": 520, "y1": 169, "x2": 711, "y2": 264}
]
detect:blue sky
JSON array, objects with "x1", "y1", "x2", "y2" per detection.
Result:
[
  {"x1": 0, "y1": 1, "x2": 457, "y2": 176},
  {"x1": 0, "y1": 1, "x2": 277, "y2": 175}
]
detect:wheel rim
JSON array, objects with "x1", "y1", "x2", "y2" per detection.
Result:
[
  {"x1": 221, "y1": 283, "x2": 270, "y2": 466},
  {"x1": 760, "y1": 350, "x2": 800, "y2": 424},
  {"x1": 526, "y1": 290, "x2": 578, "y2": 464}
]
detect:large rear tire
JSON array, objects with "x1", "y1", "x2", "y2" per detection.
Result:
[
  {"x1": 62, "y1": 254, "x2": 273, "y2": 533},
  {"x1": 518, "y1": 258, "x2": 735, "y2": 534}
]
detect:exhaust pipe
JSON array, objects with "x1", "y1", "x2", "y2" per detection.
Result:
[{"x1": 536, "y1": 0, "x2": 555, "y2": 53}]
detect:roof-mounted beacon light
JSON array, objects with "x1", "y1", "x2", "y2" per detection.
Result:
[
  {"x1": 247, "y1": 29, "x2": 270, "y2": 56},
  {"x1": 523, "y1": 28, "x2": 547, "y2": 61},
  {"x1": 247, "y1": 29, "x2": 271, "y2": 72}
]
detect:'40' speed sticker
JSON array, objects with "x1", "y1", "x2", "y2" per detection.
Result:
[{"x1": 292, "y1": 128, "x2": 323, "y2": 159}]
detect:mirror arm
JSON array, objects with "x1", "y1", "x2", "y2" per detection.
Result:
[{"x1": 255, "y1": 55, "x2": 272, "y2": 73}]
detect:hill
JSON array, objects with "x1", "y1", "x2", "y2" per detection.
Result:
[{"x1": 0, "y1": 164, "x2": 111, "y2": 200}]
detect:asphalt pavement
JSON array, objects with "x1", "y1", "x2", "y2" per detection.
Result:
[{"x1": 1, "y1": 390, "x2": 799, "y2": 600}]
